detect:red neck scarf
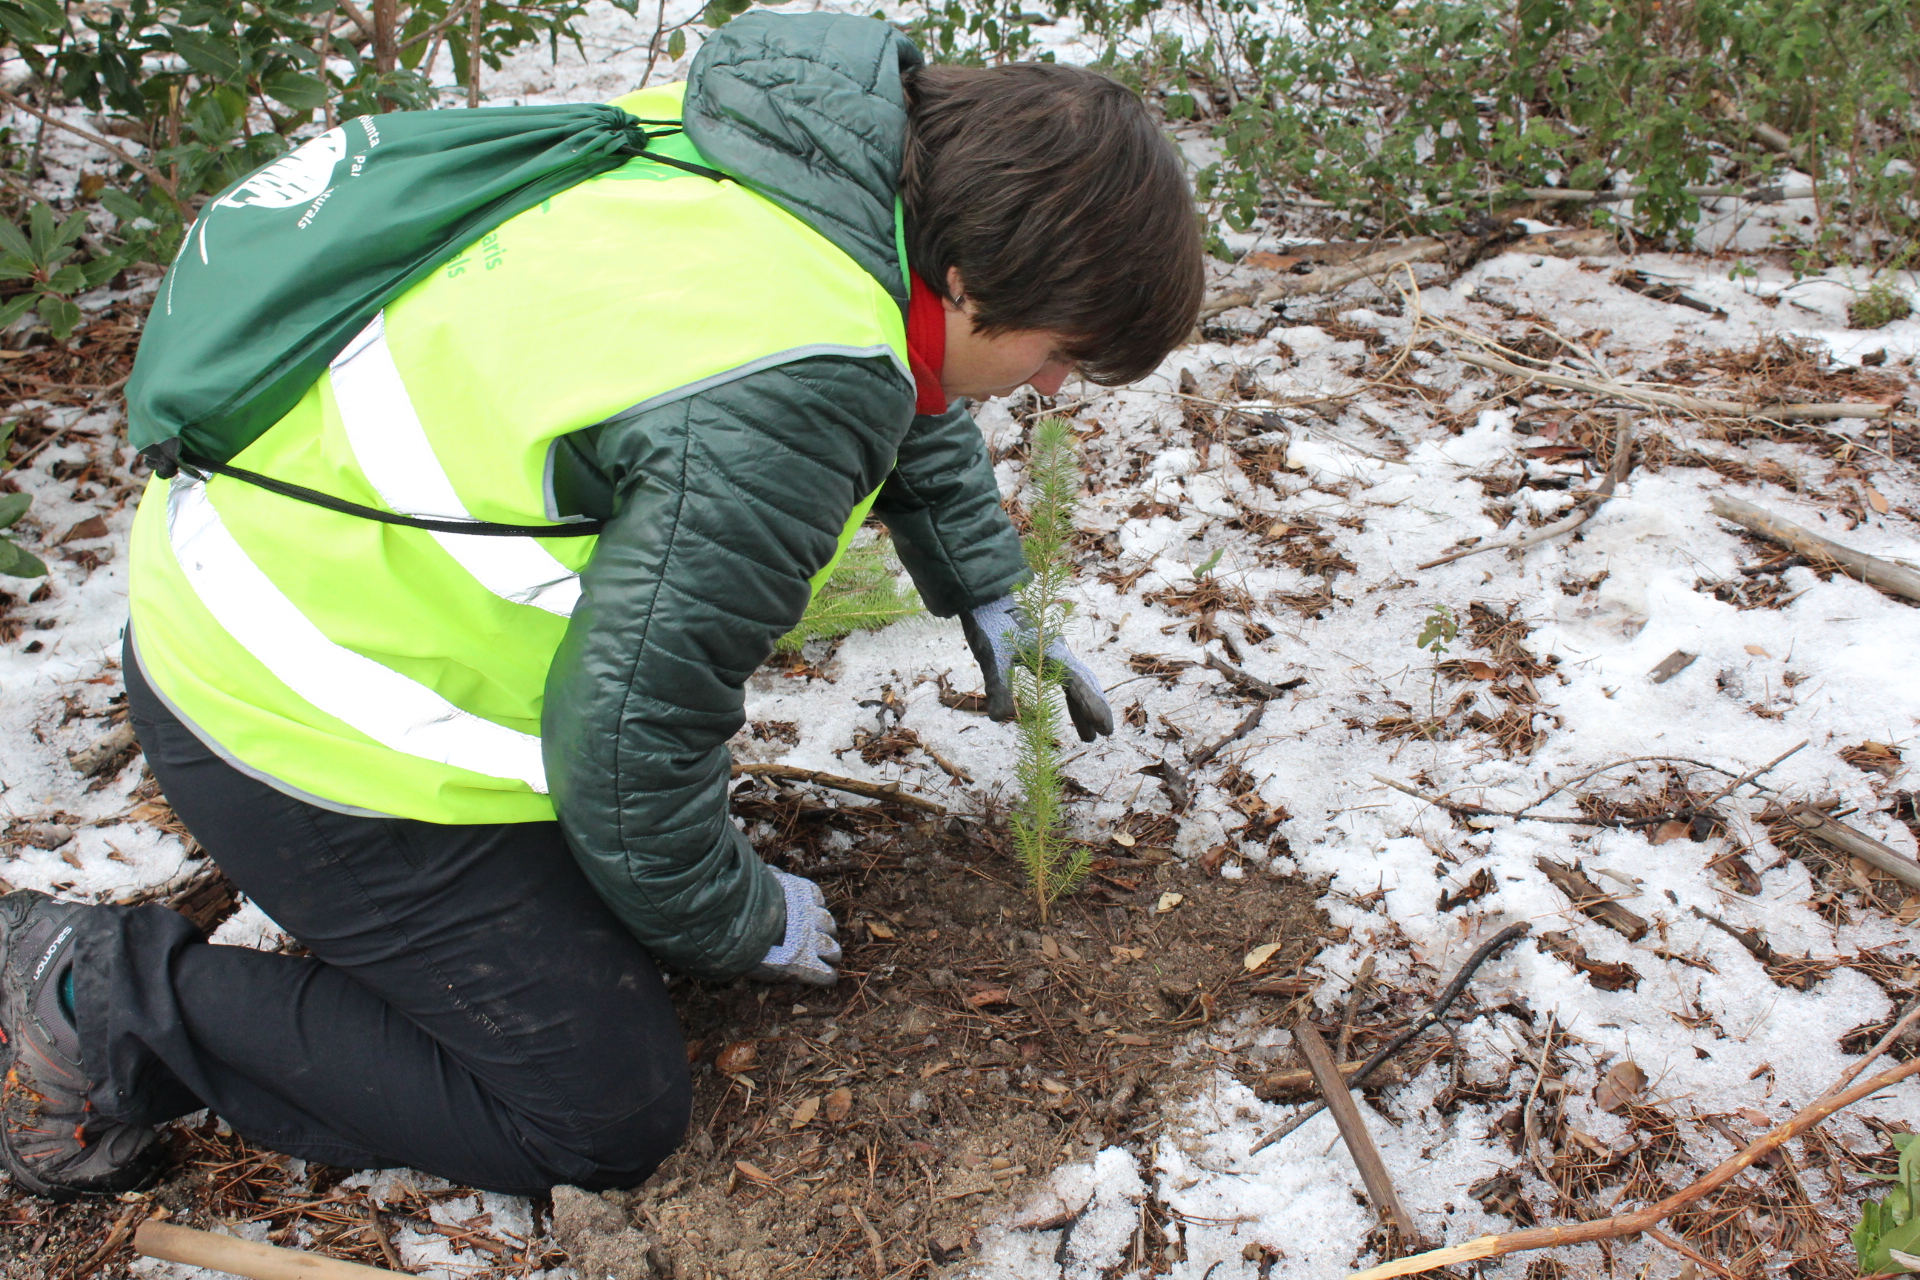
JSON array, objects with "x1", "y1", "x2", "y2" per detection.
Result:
[{"x1": 905, "y1": 274, "x2": 948, "y2": 416}]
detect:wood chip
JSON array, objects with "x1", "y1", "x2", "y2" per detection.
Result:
[
  {"x1": 964, "y1": 986, "x2": 1011, "y2": 1007},
  {"x1": 1744, "y1": 644, "x2": 1770, "y2": 656},
  {"x1": 1537, "y1": 858, "x2": 1650, "y2": 940},
  {"x1": 1243, "y1": 941, "x2": 1286, "y2": 972},
  {"x1": 733, "y1": 1160, "x2": 775, "y2": 1186},
  {"x1": 1155, "y1": 892, "x2": 1184, "y2": 913},
  {"x1": 865, "y1": 918, "x2": 895, "y2": 940},
  {"x1": 824, "y1": 1086, "x2": 852, "y2": 1123},
  {"x1": 1648, "y1": 650, "x2": 1697, "y2": 684},
  {"x1": 789, "y1": 1096, "x2": 819, "y2": 1129}
]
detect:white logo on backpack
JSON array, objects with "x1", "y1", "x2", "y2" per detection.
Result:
[{"x1": 196, "y1": 126, "x2": 349, "y2": 264}]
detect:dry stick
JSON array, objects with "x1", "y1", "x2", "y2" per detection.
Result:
[
  {"x1": 1295, "y1": 1024, "x2": 1421, "y2": 1243},
  {"x1": 0, "y1": 90, "x2": 178, "y2": 201},
  {"x1": 1643, "y1": 1226, "x2": 1744, "y2": 1280},
  {"x1": 1343, "y1": 1056, "x2": 1920, "y2": 1280},
  {"x1": 1199, "y1": 240, "x2": 1452, "y2": 319},
  {"x1": 1419, "y1": 415, "x2": 1633, "y2": 569},
  {"x1": 1708, "y1": 494, "x2": 1920, "y2": 606},
  {"x1": 134, "y1": 1220, "x2": 404, "y2": 1279},
  {"x1": 1453, "y1": 349, "x2": 1906, "y2": 423},
  {"x1": 1204, "y1": 652, "x2": 1306, "y2": 702},
  {"x1": 1771, "y1": 803, "x2": 1920, "y2": 892},
  {"x1": 1825, "y1": 996, "x2": 1920, "y2": 1099},
  {"x1": 1185, "y1": 700, "x2": 1266, "y2": 771},
  {"x1": 1250, "y1": 923, "x2": 1529, "y2": 1154},
  {"x1": 731, "y1": 763, "x2": 946, "y2": 816}
]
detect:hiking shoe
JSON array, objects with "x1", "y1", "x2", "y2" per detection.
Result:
[{"x1": 0, "y1": 891, "x2": 162, "y2": 1199}]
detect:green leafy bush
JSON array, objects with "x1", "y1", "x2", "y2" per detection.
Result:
[
  {"x1": 1010, "y1": 418, "x2": 1091, "y2": 924},
  {"x1": 0, "y1": 492, "x2": 47, "y2": 577},
  {"x1": 1071, "y1": 0, "x2": 1920, "y2": 264},
  {"x1": 0, "y1": 201, "x2": 123, "y2": 337},
  {"x1": 1855, "y1": 1132, "x2": 1920, "y2": 1274},
  {"x1": 776, "y1": 534, "x2": 922, "y2": 653}
]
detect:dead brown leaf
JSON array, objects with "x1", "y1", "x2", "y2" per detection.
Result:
[{"x1": 1595, "y1": 1060, "x2": 1647, "y2": 1112}]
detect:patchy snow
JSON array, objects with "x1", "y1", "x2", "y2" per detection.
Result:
[{"x1": 3, "y1": 7, "x2": 1919, "y2": 1277}]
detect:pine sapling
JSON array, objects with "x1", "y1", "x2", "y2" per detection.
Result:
[
  {"x1": 776, "y1": 532, "x2": 921, "y2": 653},
  {"x1": 1011, "y1": 418, "x2": 1091, "y2": 923}
]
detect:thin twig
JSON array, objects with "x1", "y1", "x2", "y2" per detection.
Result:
[
  {"x1": 1185, "y1": 701, "x2": 1267, "y2": 770},
  {"x1": 1824, "y1": 996, "x2": 1920, "y2": 1100},
  {"x1": 1418, "y1": 415, "x2": 1634, "y2": 569},
  {"x1": 1343, "y1": 1056, "x2": 1920, "y2": 1279},
  {"x1": 1519, "y1": 1014, "x2": 1558, "y2": 1186},
  {"x1": 732, "y1": 764, "x2": 945, "y2": 816},
  {"x1": 1250, "y1": 923, "x2": 1529, "y2": 1154},
  {"x1": 1452, "y1": 347, "x2": 1906, "y2": 424},
  {"x1": 1204, "y1": 652, "x2": 1305, "y2": 702},
  {"x1": 0, "y1": 90, "x2": 178, "y2": 202}
]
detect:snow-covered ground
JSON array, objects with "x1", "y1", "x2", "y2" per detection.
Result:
[{"x1": 3, "y1": 4, "x2": 1919, "y2": 1276}]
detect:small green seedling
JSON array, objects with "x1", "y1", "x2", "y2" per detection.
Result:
[
  {"x1": 1416, "y1": 603, "x2": 1458, "y2": 657},
  {"x1": 1856, "y1": 1133, "x2": 1920, "y2": 1274},
  {"x1": 1414, "y1": 603, "x2": 1458, "y2": 741},
  {"x1": 1012, "y1": 417, "x2": 1091, "y2": 924},
  {"x1": 0, "y1": 492, "x2": 47, "y2": 577},
  {"x1": 1192, "y1": 547, "x2": 1223, "y2": 581}
]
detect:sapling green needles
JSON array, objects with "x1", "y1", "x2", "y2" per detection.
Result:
[
  {"x1": 1012, "y1": 418, "x2": 1091, "y2": 923},
  {"x1": 777, "y1": 533, "x2": 921, "y2": 652}
]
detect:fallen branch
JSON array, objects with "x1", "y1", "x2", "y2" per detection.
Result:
[
  {"x1": 1200, "y1": 240, "x2": 1452, "y2": 319},
  {"x1": 1520, "y1": 182, "x2": 1817, "y2": 204},
  {"x1": 1296, "y1": 1024, "x2": 1421, "y2": 1244},
  {"x1": 1708, "y1": 494, "x2": 1920, "y2": 606},
  {"x1": 1250, "y1": 923, "x2": 1529, "y2": 1154},
  {"x1": 0, "y1": 90, "x2": 179, "y2": 202},
  {"x1": 1186, "y1": 701, "x2": 1266, "y2": 771},
  {"x1": 1455, "y1": 349, "x2": 1904, "y2": 423},
  {"x1": 1764, "y1": 801, "x2": 1920, "y2": 892},
  {"x1": 1537, "y1": 857, "x2": 1649, "y2": 940},
  {"x1": 1373, "y1": 741, "x2": 1805, "y2": 831},
  {"x1": 731, "y1": 764, "x2": 946, "y2": 815},
  {"x1": 1344, "y1": 1055, "x2": 1920, "y2": 1279},
  {"x1": 134, "y1": 1219, "x2": 403, "y2": 1278},
  {"x1": 1419, "y1": 415, "x2": 1632, "y2": 569},
  {"x1": 1204, "y1": 652, "x2": 1306, "y2": 702}
]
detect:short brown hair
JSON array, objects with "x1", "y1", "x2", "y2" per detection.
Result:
[{"x1": 900, "y1": 63, "x2": 1203, "y2": 387}]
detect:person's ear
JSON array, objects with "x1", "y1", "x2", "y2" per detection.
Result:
[{"x1": 943, "y1": 266, "x2": 970, "y2": 313}]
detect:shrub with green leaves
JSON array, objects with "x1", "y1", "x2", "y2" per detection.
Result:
[
  {"x1": 1071, "y1": 0, "x2": 1920, "y2": 264},
  {"x1": 1856, "y1": 1132, "x2": 1920, "y2": 1274},
  {"x1": 776, "y1": 533, "x2": 921, "y2": 653},
  {"x1": 0, "y1": 201, "x2": 125, "y2": 338},
  {"x1": 1011, "y1": 418, "x2": 1091, "y2": 924},
  {"x1": 0, "y1": 492, "x2": 47, "y2": 577}
]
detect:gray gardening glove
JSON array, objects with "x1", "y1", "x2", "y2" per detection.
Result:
[
  {"x1": 959, "y1": 595, "x2": 1114, "y2": 744},
  {"x1": 748, "y1": 869, "x2": 841, "y2": 986}
]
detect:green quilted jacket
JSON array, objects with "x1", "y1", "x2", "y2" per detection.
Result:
[{"x1": 541, "y1": 12, "x2": 1027, "y2": 979}]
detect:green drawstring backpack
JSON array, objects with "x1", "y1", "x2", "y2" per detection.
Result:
[{"x1": 125, "y1": 104, "x2": 721, "y2": 536}]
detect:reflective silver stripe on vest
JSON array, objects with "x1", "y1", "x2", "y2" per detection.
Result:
[
  {"x1": 165, "y1": 475, "x2": 550, "y2": 792},
  {"x1": 330, "y1": 313, "x2": 583, "y2": 617}
]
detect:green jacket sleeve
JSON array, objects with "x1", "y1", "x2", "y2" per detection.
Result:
[
  {"x1": 542, "y1": 354, "x2": 913, "y2": 979},
  {"x1": 871, "y1": 403, "x2": 1029, "y2": 617}
]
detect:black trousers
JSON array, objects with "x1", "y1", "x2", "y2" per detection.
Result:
[{"x1": 69, "y1": 639, "x2": 692, "y2": 1195}]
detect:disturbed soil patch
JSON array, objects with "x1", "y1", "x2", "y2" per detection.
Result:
[{"x1": 0, "y1": 788, "x2": 1330, "y2": 1279}]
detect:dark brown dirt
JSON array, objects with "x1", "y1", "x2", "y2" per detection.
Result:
[{"x1": 0, "y1": 789, "x2": 1330, "y2": 1278}]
